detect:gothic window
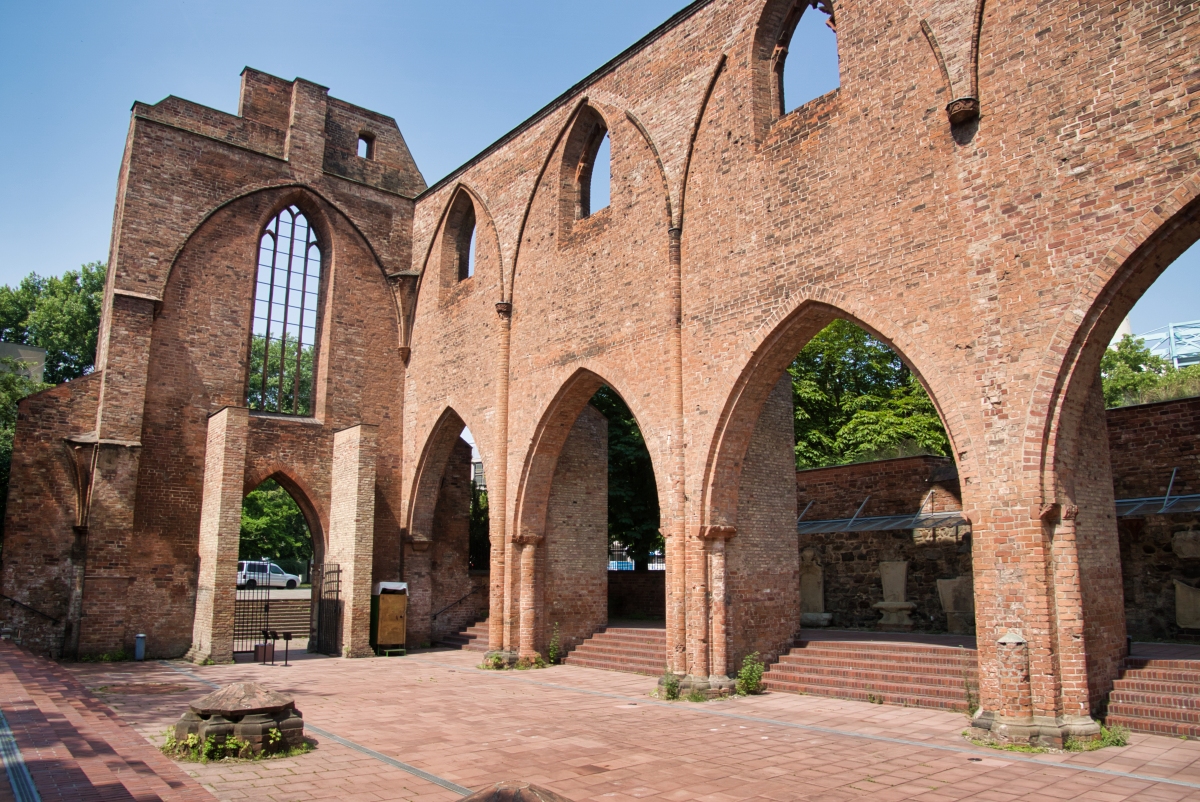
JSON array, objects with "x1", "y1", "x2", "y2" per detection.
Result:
[
  {"x1": 457, "y1": 202, "x2": 477, "y2": 280},
  {"x1": 248, "y1": 205, "x2": 322, "y2": 416},
  {"x1": 560, "y1": 107, "x2": 612, "y2": 231},
  {"x1": 357, "y1": 133, "x2": 375, "y2": 160},
  {"x1": 772, "y1": 0, "x2": 839, "y2": 116}
]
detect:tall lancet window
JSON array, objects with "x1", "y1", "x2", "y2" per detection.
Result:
[{"x1": 248, "y1": 205, "x2": 322, "y2": 416}]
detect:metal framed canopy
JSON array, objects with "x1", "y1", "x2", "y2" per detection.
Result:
[
  {"x1": 1116, "y1": 494, "x2": 1200, "y2": 517},
  {"x1": 796, "y1": 510, "x2": 969, "y2": 534}
]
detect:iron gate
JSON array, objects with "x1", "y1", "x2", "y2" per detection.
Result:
[
  {"x1": 234, "y1": 583, "x2": 271, "y2": 654},
  {"x1": 313, "y1": 563, "x2": 341, "y2": 656}
]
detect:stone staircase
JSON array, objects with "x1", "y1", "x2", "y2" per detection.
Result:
[
  {"x1": 234, "y1": 598, "x2": 310, "y2": 639},
  {"x1": 440, "y1": 619, "x2": 490, "y2": 652},
  {"x1": 0, "y1": 641, "x2": 215, "y2": 801},
  {"x1": 763, "y1": 633, "x2": 979, "y2": 712},
  {"x1": 1107, "y1": 655, "x2": 1200, "y2": 738},
  {"x1": 564, "y1": 626, "x2": 667, "y2": 676}
]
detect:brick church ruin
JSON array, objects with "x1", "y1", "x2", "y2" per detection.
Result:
[{"x1": 2, "y1": 0, "x2": 1199, "y2": 746}]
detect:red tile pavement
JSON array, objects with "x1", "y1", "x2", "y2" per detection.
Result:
[
  {"x1": 0, "y1": 641, "x2": 214, "y2": 801},
  {"x1": 52, "y1": 647, "x2": 1200, "y2": 801}
]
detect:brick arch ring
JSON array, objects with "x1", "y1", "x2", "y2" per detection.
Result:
[
  {"x1": 698, "y1": 291, "x2": 977, "y2": 532},
  {"x1": 242, "y1": 463, "x2": 327, "y2": 563}
]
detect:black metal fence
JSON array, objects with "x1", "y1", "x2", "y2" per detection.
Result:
[
  {"x1": 234, "y1": 584, "x2": 271, "y2": 654},
  {"x1": 312, "y1": 563, "x2": 341, "y2": 656}
]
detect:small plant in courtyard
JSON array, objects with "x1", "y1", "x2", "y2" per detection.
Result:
[
  {"x1": 660, "y1": 669, "x2": 681, "y2": 701},
  {"x1": 161, "y1": 728, "x2": 312, "y2": 763},
  {"x1": 481, "y1": 654, "x2": 506, "y2": 671},
  {"x1": 685, "y1": 690, "x2": 708, "y2": 703},
  {"x1": 547, "y1": 623, "x2": 562, "y2": 665},
  {"x1": 78, "y1": 648, "x2": 131, "y2": 663},
  {"x1": 1065, "y1": 724, "x2": 1129, "y2": 752},
  {"x1": 736, "y1": 652, "x2": 765, "y2": 696},
  {"x1": 530, "y1": 652, "x2": 547, "y2": 669},
  {"x1": 963, "y1": 671, "x2": 979, "y2": 716}
]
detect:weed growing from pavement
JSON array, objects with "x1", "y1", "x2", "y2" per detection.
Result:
[
  {"x1": 736, "y1": 652, "x2": 765, "y2": 696},
  {"x1": 162, "y1": 728, "x2": 314, "y2": 763},
  {"x1": 479, "y1": 652, "x2": 548, "y2": 671},
  {"x1": 659, "y1": 670, "x2": 681, "y2": 700},
  {"x1": 963, "y1": 724, "x2": 1129, "y2": 754}
]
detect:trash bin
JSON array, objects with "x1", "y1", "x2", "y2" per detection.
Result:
[{"x1": 371, "y1": 581, "x2": 407, "y2": 654}]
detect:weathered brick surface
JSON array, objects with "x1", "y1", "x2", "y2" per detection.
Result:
[
  {"x1": 1, "y1": 0, "x2": 1198, "y2": 738},
  {"x1": 608, "y1": 571, "x2": 666, "y2": 619}
]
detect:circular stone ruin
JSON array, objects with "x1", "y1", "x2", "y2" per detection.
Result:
[
  {"x1": 462, "y1": 781, "x2": 575, "y2": 801},
  {"x1": 174, "y1": 682, "x2": 304, "y2": 755}
]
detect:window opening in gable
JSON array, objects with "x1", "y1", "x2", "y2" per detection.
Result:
[
  {"x1": 249, "y1": 205, "x2": 322, "y2": 416},
  {"x1": 357, "y1": 134, "x2": 375, "y2": 160},
  {"x1": 590, "y1": 132, "x2": 611, "y2": 214},
  {"x1": 777, "y1": 0, "x2": 840, "y2": 115},
  {"x1": 575, "y1": 121, "x2": 610, "y2": 220},
  {"x1": 457, "y1": 203, "x2": 477, "y2": 281}
]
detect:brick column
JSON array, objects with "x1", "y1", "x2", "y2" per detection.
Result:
[
  {"x1": 404, "y1": 539, "x2": 432, "y2": 648},
  {"x1": 685, "y1": 533, "x2": 710, "y2": 690},
  {"x1": 491, "y1": 302, "x2": 512, "y2": 655},
  {"x1": 704, "y1": 526, "x2": 736, "y2": 691},
  {"x1": 186, "y1": 407, "x2": 248, "y2": 665},
  {"x1": 516, "y1": 535, "x2": 542, "y2": 660},
  {"x1": 991, "y1": 630, "x2": 1035, "y2": 742},
  {"x1": 666, "y1": 226, "x2": 688, "y2": 676},
  {"x1": 329, "y1": 424, "x2": 378, "y2": 658}
]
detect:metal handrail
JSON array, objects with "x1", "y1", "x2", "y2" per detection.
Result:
[
  {"x1": 431, "y1": 587, "x2": 480, "y2": 621},
  {"x1": 0, "y1": 593, "x2": 60, "y2": 624}
]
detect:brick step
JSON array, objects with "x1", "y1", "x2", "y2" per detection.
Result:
[
  {"x1": 1106, "y1": 714, "x2": 1200, "y2": 740},
  {"x1": 590, "y1": 629, "x2": 666, "y2": 645},
  {"x1": 568, "y1": 642, "x2": 668, "y2": 661},
  {"x1": 795, "y1": 637, "x2": 976, "y2": 655},
  {"x1": 1112, "y1": 678, "x2": 1200, "y2": 695},
  {"x1": 790, "y1": 643, "x2": 978, "y2": 665},
  {"x1": 1109, "y1": 690, "x2": 1200, "y2": 711},
  {"x1": 766, "y1": 662, "x2": 978, "y2": 692},
  {"x1": 762, "y1": 677, "x2": 971, "y2": 712},
  {"x1": 563, "y1": 655, "x2": 665, "y2": 676},
  {"x1": 441, "y1": 619, "x2": 489, "y2": 651},
  {"x1": 1123, "y1": 657, "x2": 1200, "y2": 671},
  {"x1": 1108, "y1": 700, "x2": 1200, "y2": 726},
  {"x1": 764, "y1": 671, "x2": 972, "y2": 702},
  {"x1": 777, "y1": 651, "x2": 978, "y2": 673},
  {"x1": 1113, "y1": 667, "x2": 1200, "y2": 685}
]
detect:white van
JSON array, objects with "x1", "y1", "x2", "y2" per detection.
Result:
[{"x1": 237, "y1": 560, "x2": 301, "y2": 589}]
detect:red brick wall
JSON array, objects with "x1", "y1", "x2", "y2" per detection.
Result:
[
  {"x1": 728, "y1": 376, "x2": 799, "y2": 668},
  {"x1": 796, "y1": 456, "x2": 962, "y2": 519},
  {"x1": 542, "y1": 405, "x2": 608, "y2": 654},
  {"x1": 1107, "y1": 396, "x2": 1200, "y2": 500}
]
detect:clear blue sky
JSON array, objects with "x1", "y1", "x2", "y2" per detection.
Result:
[{"x1": 0, "y1": 1, "x2": 1193, "y2": 334}]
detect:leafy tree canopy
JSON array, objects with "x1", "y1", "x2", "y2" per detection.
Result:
[
  {"x1": 589, "y1": 386, "x2": 662, "y2": 566},
  {"x1": 0, "y1": 262, "x2": 105, "y2": 385},
  {"x1": 791, "y1": 320, "x2": 950, "y2": 469},
  {"x1": 1102, "y1": 334, "x2": 1200, "y2": 408},
  {"x1": 239, "y1": 479, "x2": 313, "y2": 562}
]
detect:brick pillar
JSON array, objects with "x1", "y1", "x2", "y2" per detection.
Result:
[
  {"x1": 186, "y1": 407, "x2": 248, "y2": 665},
  {"x1": 517, "y1": 535, "x2": 542, "y2": 660},
  {"x1": 685, "y1": 534, "x2": 710, "y2": 688},
  {"x1": 491, "y1": 302, "x2": 512, "y2": 655},
  {"x1": 991, "y1": 630, "x2": 1035, "y2": 742},
  {"x1": 666, "y1": 226, "x2": 688, "y2": 676},
  {"x1": 704, "y1": 527, "x2": 736, "y2": 690},
  {"x1": 328, "y1": 424, "x2": 378, "y2": 658},
  {"x1": 404, "y1": 540, "x2": 432, "y2": 648}
]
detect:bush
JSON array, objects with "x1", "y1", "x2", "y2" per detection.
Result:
[
  {"x1": 547, "y1": 623, "x2": 562, "y2": 665},
  {"x1": 685, "y1": 690, "x2": 707, "y2": 703},
  {"x1": 660, "y1": 670, "x2": 680, "y2": 701},
  {"x1": 736, "y1": 652, "x2": 765, "y2": 696}
]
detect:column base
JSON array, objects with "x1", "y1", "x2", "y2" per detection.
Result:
[
  {"x1": 675, "y1": 674, "x2": 733, "y2": 698},
  {"x1": 484, "y1": 649, "x2": 518, "y2": 667},
  {"x1": 183, "y1": 645, "x2": 231, "y2": 665},
  {"x1": 971, "y1": 710, "x2": 1102, "y2": 747}
]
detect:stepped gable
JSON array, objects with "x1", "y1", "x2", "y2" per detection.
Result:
[
  {"x1": 563, "y1": 626, "x2": 667, "y2": 676},
  {"x1": 1107, "y1": 645, "x2": 1200, "y2": 739},
  {"x1": 763, "y1": 631, "x2": 979, "y2": 712}
]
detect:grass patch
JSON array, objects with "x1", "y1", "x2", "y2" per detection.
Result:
[
  {"x1": 161, "y1": 729, "x2": 314, "y2": 763},
  {"x1": 963, "y1": 730, "x2": 1048, "y2": 754},
  {"x1": 1065, "y1": 725, "x2": 1129, "y2": 752},
  {"x1": 76, "y1": 649, "x2": 131, "y2": 663}
]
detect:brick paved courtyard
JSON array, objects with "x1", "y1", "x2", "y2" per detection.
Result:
[{"x1": 41, "y1": 647, "x2": 1200, "y2": 801}]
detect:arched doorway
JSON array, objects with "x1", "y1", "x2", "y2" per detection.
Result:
[
  {"x1": 507, "y1": 370, "x2": 665, "y2": 663},
  {"x1": 235, "y1": 475, "x2": 319, "y2": 659},
  {"x1": 695, "y1": 302, "x2": 970, "y2": 695}
]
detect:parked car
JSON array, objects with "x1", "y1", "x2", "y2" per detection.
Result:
[{"x1": 237, "y1": 560, "x2": 301, "y2": 589}]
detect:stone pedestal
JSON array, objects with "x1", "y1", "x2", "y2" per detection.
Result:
[
  {"x1": 872, "y1": 561, "x2": 915, "y2": 631},
  {"x1": 937, "y1": 575, "x2": 976, "y2": 635},
  {"x1": 174, "y1": 682, "x2": 304, "y2": 755},
  {"x1": 462, "y1": 780, "x2": 576, "y2": 801},
  {"x1": 799, "y1": 548, "x2": 832, "y2": 627}
]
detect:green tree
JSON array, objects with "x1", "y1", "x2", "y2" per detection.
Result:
[
  {"x1": 247, "y1": 333, "x2": 315, "y2": 415},
  {"x1": 469, "y1": 482, "x2": 490, "y2": 570},
  {"x1": 239, "y1": 479, "x2": 312, "y2": 563},
  {"x1": 790, "y1": 319, "x2": 950, "y2": 469},
  {"x1": 589, "y1": 386, "x2": 662, "y2": 566},
  {"x1": 1101, "y1": 334, "x2": 1200, "y2": 408},
  {"x1": 0, "y1": 262, "x2": 106, "y2": 384}
]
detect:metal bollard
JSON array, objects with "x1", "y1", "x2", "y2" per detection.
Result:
[{"x1": 135, "y1": 634, "x2": 146, "y2": 661}]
